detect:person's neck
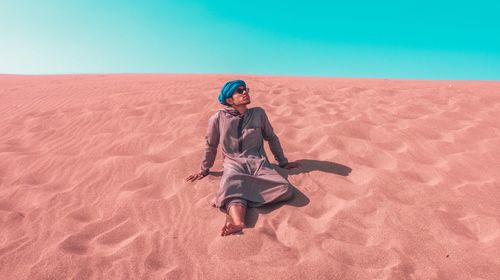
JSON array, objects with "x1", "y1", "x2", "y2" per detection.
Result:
[{"x1": 231, "y1": 104, "x2": 248, "y2": 115}]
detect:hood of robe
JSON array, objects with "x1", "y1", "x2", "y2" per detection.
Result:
[{"x1": 223, "y1": 106, "x2": 251, "y2": 117}]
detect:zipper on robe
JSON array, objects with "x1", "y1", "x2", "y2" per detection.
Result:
[{"x1": 237, "y1": 115, "x2": 244, "y2": 153}]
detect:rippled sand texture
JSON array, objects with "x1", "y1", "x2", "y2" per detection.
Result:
[{"x1": 1, "y1": 74, "x2": 499, "y2": 279}]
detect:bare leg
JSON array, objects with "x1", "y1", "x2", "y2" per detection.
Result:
[{"x1": 220, "y1": 204, "x2": 247, "y2": 236}]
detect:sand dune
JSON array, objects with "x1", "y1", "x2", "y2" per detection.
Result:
[{"x1": 1, "y1": 74, "x2": 499, "y2": 279}]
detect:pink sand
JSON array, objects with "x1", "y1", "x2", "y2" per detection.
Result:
[{"x1": 1, "y1": 74, "x2": 499, "y2": 279}]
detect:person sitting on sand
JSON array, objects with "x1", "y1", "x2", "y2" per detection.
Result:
[{"x1": 186, "y1": 80, "x2": 301, "y2": 236}]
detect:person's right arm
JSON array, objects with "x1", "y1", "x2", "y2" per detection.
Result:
[
  {"x1": 186, "y1": 112, "x2": 220, "y2": 182},
  {"x1": 200, "y1": 112, "x2": 220, "y2": 175}
]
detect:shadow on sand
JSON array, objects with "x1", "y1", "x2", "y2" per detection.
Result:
[{"x1": 213, "y1": 159, "x2": 352, "y2": 229}]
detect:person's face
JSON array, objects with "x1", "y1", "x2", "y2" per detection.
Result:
[{"x1": 227, "y1": 86, "x2": 251, "y2": 106}]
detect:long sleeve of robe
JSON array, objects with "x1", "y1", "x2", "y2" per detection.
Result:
[
  {"x1": 200, "y1": 113, "x2": 220, "y2": 176},
  {"x1": 261, "y1": 109, "x2": 289, "y2": 167},
  {"x1": 199, "y1": 106, "x2": 293, "y2": 208}
]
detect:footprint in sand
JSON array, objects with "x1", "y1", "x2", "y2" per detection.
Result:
[
  {"x1": 58, "y1": 216, "x2": 139, "y2": 255},
  {"x1": 321, "y1": 238, "x2": 401, "y2": 269},
  {"x1": 65, "y1": 206, "x2": 100, "y2": 223}
]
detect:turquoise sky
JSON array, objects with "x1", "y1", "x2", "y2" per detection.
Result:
[{"x1": 1, "y1": 0, "x2": 499, "y2": 80}]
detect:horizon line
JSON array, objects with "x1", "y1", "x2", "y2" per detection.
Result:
[{"x1": 1, "y1": 72, "x2": 499, "y2": 82}]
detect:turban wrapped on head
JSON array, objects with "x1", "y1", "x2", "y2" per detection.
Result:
[{"x1": 218, "y1": 80, "x2": 246, "y2": 105}]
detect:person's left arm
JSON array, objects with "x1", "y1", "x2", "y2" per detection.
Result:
[
  {"x1": 260, "y1": 108, "x2": 302, "y2": 169},
  {"x1": 260, "y1": 108, "x2": 290, "y2": 167}
]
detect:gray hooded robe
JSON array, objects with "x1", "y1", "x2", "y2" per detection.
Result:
[{"x1": 200, "y1": 106, "x2": 294, "y2": 208}]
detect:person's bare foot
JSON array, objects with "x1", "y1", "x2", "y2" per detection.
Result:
[
  {"x1": 220, "y1": 214, "x2": 245, "y2": 236},
  {"x1": 220, "y1": 221, "x2": 246, "y2": 236}
]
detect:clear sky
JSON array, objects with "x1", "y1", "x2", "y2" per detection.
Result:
[{"x1": 1, "y1": 0, "x2": 499, "y2": 80}]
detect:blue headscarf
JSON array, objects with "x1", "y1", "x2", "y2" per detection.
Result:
[{"x1": 218, "y1": 80, "x2": 246, "y2": 105}]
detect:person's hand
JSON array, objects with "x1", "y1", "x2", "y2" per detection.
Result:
[
  {"x1": 185, "y1": 172, "x2": 207, "y2": 183},
  {"x1": 281, "y1": 161, "x2": 302, "y2": 170}
]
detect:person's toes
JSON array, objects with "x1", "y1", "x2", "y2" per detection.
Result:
[
  {"x1": 220, "y1": 224, "x2": 229, "y2": 236},
  {"x1": 221, "y1": 223, "x2": 244, "y2": 236}
]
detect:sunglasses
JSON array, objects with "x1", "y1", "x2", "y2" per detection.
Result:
[{"x1": 235, "y1": 87, "x2": 250, "y2": 94}]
